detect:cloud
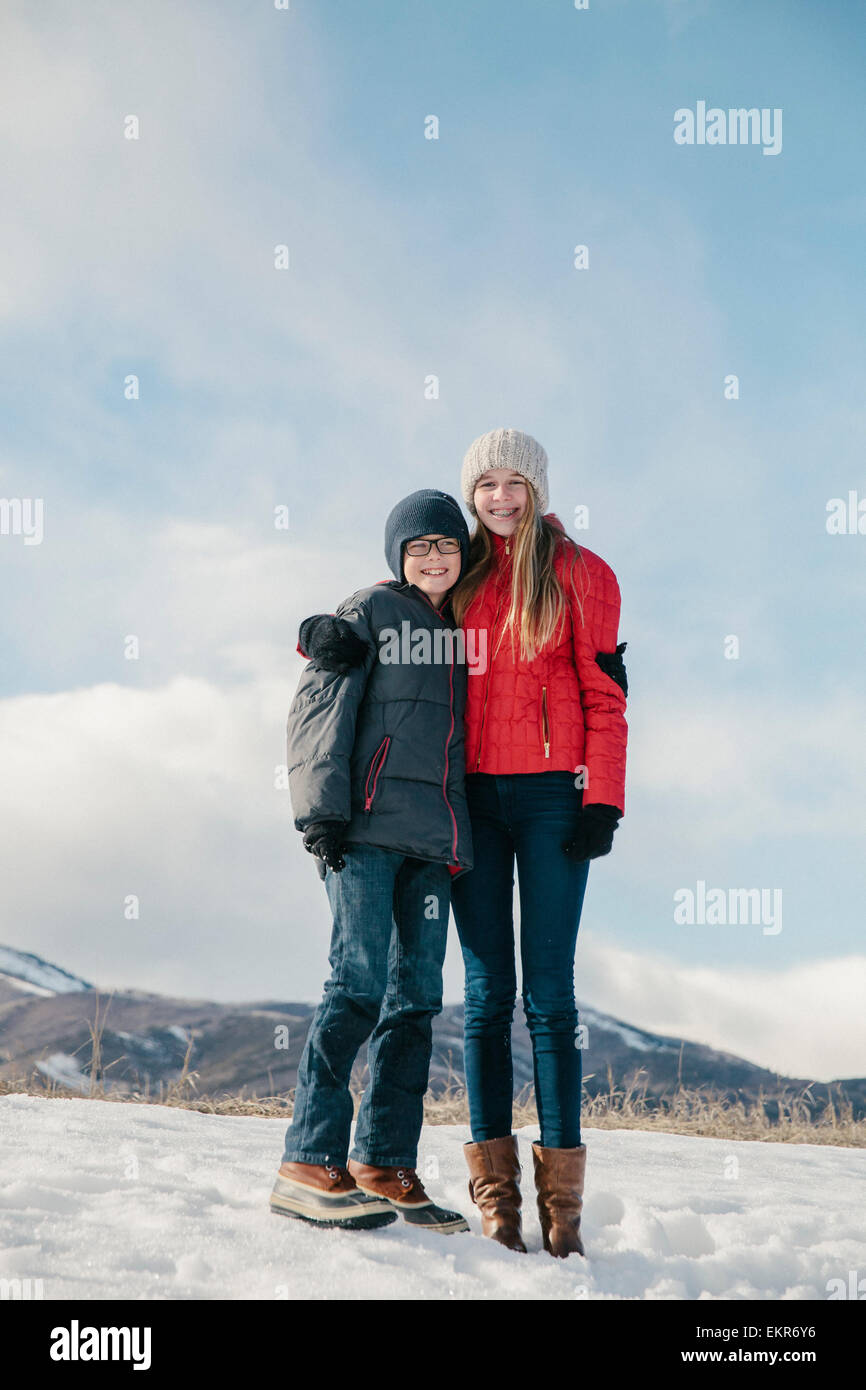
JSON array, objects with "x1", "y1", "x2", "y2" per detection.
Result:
[
  {"x1": 0, "y1": 666, "x2": 328, "y2": 1003},
  {"x1": 574, "y1": 932, "x2": 866, "y2": 1082},
  {"x1": 625, "y1": 687, "x2": 866, "y2": 839}
]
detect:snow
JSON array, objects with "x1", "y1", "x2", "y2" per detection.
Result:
[
  {"x1": 33, "y1": 1054, "x2": 90, "y2": 1092},
  {"x1": 0, "y1": 947, "x2": 91, "y2": 995},
  {"x1": 0, "y1": 971, "x2": 56, "y2": 998},
  {"x1": 115, "y1": 1031, "x2": 170, "y2": 1056},
  {"x1": 579, "y1": 1006, "x2": 680, "y2": 1055},
  {"x1": 0, "y1": 1094, "x2": 863, "y2": 1301}
]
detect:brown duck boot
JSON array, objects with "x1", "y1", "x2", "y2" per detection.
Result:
[
  {"x1": 347, "y1": 1161, "x2": 470, "y2": 1233},
  {"x1": 464, "y1": 1135, "x2": 527, "y2": 1253},
  {"x1": 531, "y1": 1142, "x2": 587, "y2": 1258},
  {"x1": 270, "y1": 1161, "x2": 397, "y2": 1230}
]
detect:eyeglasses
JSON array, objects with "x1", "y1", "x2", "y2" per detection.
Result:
[{"x1": 404, "y1": 538, "x2": 462, "y2": 556}]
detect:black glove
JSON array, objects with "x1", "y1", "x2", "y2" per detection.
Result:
[
  {"x1": 300, "y1": 615, "x2": 369, "y2": 674},
  {"x1": 595, "y1": 641, "x2": 628, "y2": 697},
  {"x1": 563, "y1": 804, "x2": 622, "y2": 862},
  {"x1": 303, "y1": 821, "x2": 347, "y2": 876}
]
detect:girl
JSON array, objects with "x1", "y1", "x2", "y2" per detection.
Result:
[
  {"x1": 270, "y1": 489, "x2": 474, "y2": 1235},
  {"x1": 451, "y1": 428, "x2": 627, "y2": 1259}
]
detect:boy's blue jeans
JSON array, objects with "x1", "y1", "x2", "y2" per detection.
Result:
[
  {"x1": 282, "y1": 844, "x2": 450, "y2": 1169},
  {"x1": 450, "y1": 772, "x2": 591, "y2": 1149}
]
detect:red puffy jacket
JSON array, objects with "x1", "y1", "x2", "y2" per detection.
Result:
[{"x1": 461, "y1": 515, "x2": 627, "y2": 814}]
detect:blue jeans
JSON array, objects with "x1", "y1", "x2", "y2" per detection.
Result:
[
  {"x1": 282, "y1": 844, "x2": 450, "y2": 1169},
  {"x1": 450, "y1": 772, "x2": 590, "y2": 1148}
]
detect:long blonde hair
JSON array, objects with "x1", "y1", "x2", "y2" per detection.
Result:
[{"x1": 451, "y1": 488, "x2": 588, "y2": 664}]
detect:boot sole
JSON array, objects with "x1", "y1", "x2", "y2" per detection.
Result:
[
  {"x1": 399, "y1": 1213, "x2": 471, "y2": 1234},
  {"x1": 270, "y1": 1200, "x2": 397, "y2": 1231},
  {"x1": 270, "y1": 1175, "x2": 398, "y2": 1229}
]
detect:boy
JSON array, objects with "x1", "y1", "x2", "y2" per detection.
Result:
[{"x1": 270, "y1": 490, "x2": 473, "y2": 1233}]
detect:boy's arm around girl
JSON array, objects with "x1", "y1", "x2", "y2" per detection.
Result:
[
  {"x1": 288, "y1": 583, "x2": 474, "y2": 879},
  {"x1": 287, "y1": 594, "x2": 378, "y2": 878}
]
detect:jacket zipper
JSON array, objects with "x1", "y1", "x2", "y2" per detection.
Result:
[
  {"x1": 404, "y1": 585, "x2": 461, "y2": 865},
  {"x1": 541, "y1": 685, "x2": 550, "y2": 758},
  {"x1": 475, "y1": 589, "x2": 506, "y2": 771},
  {"x1": 364, "y1": 736, "x2": 391, "y2": 812},
  {"x1": 443, "y1": 663, "x2": 459, "y2": 863},
  {"x1": 475, "y1": 537, "x2": 512, "y2": 768}
]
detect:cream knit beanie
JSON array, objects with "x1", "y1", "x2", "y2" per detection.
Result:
[{"x1": 461, "y1": 428, "x2": 549, "y2": 516}]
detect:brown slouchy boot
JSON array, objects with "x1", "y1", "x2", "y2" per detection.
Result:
[
  {"x1": 464, "y1": 1135, "x2": 527, "y2": 1253},
  {"x1": 531, "y1": 1142, "x2": 587, "y2": 1257}
]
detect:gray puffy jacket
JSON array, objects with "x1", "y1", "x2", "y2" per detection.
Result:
[{"x1": 286, "y1": 580, "x2": 473, "y2": 876}]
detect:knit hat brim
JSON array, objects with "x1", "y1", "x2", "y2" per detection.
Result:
[{"x1": 461, "y1": 428, "x2": 549, "y2": 515}]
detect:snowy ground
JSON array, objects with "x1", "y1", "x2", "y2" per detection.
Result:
[{"x1": 0, "y1": 1094, "x2": 863, "y2": 1300}]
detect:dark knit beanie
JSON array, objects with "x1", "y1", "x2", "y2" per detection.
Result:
[{"x1": 384, "y1": 489, "x2": 470, "y2": 584}]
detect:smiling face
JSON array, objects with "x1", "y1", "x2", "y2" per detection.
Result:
[
  {"x1": 401, "y1": 534, "x2": 462, "y2": 603},
  {"x1": 472, "y1": 468, "x2": 531, "y2": 536}
]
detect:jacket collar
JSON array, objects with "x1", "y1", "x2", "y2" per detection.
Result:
[
  {"x1": 486, "y1": 511, "x2": 566, "y2": 558},
  {"x1": 377, "y1": 578, "x2": 455, "y2": 622}
]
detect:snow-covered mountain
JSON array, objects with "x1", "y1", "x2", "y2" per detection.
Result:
[
  {"x1": 0, "y1": 946, "x2": 92, "y2": 999},
  {"x1": 0, "y1": 943, "x2": 863, "y2": 1116}
]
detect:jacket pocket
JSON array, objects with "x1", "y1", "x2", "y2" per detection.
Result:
[
  {"x1": 364, "y1": 736, "x2": 391, "y2": 812},
  {"x1": 540, "y1": 686, "x2": 551, "y2": 759}
]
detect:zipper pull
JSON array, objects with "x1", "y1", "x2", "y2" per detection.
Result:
[{"x1": 505, "y1": 538, "x2": 510, "y2": 556}]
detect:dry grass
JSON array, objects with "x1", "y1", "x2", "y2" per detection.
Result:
[
  {"x1": 421, "y1": 1065, "x2": 866, "y2": 1146},
  {"x1": 579, "y1": 1067, "x2": 865, "y2": 1146},
  {"x1": 3, "y1": 992, "x2": 860, "y2": 1145},
  {"x1": 2, "y1": 1064, "x2": 863, "y2": 1147}
]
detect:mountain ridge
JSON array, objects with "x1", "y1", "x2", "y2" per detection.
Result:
[{"x1": 1, "y1": 945, "x2": 862, "y2": 1116}]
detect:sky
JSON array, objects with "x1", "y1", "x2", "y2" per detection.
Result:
[{"x1": 0, "y1": 0, "x2": 864, "y2": 1081}]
